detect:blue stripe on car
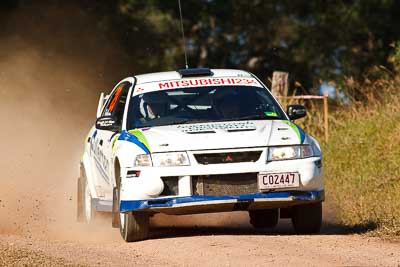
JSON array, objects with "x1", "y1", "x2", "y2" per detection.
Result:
[
  {"x1": 120, "y1": 190, "x2": 324, "y2": 212},
  {"x1": 118, "y1": 130, "x2": 150, "y2": 154},
  {"x1": 298, "y1": 125, "x2": 306, "y2": 143}
]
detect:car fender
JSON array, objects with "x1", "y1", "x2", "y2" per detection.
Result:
[{"x1": 113, "y1": 137, "x2": 151, "y2": 169}]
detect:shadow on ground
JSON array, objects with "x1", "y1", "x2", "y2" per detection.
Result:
[
  {"x1": 321, "y1": 221, "x2": 378, "y2": 235},
  {"x1": 148, "y1": 220, "x2": 378, "y2": 240}
]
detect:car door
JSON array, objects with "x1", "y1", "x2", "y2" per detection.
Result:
[{"x1": 92, "y1": 81, "x2": 132, "y2": 199}]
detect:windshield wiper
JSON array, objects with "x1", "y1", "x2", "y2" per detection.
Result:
[
  {"x1": 169, "y1": 119, "x2": 211, "y2": 125},
  {"x1": 171, "y1": 115, "x2": 277, "y2": 125},
  {"x1": 223, "y1": 114, "x2": 278, "y2": 122}
]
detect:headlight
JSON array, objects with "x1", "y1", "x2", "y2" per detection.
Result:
[
  {"x1": 152, "y1": 152, "x2": 190, "y2": 167},
  {"x1": 267, "y1": 145, "x2": 314, "y2": 161},
  {"x1": 134, "y1": 154, "x2": 152, "y2": 167},
  {"x1": 134, "y1": 152, "x2": 190, "y2": 167}
]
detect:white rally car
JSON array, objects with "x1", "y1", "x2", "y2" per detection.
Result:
[{"x1": 77, "y1": 68, "x2": 324, "y2": 242}]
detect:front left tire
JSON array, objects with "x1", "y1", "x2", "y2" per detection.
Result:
[
  {"x1": 113, "y1": 166, "x2": 149, "y2": 242},
  {"x1": 119, "y1": 211, "x2": 150, "y2": 242}
]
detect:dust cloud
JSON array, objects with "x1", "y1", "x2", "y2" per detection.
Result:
[
  {"x1": 0, "y1": 1, "x2": 129, "y2": 240},
  {"x1": 0, "y1": 1, "x2": 251, "y2": 242}
]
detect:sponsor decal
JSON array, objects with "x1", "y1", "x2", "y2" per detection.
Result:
[
  {"x1": 133, "y1": 77, "x2": 262, "y2": 95},
  {"x1": 97, "y1": 118, "x2": 116, "y2": 127},
  {"x1": 177, "y1": 121, "x2": 256, "y2": 133},
  {"x1": 158, "y1": 77, "x2": 259, "y2": 89},
  {"x1": 89, "y1": 131, "x2": 110, "y2": 179}
]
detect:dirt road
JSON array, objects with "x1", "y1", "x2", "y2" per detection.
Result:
[{"x1": 1, "y1": 215, "x2": 400, "y2": 267}]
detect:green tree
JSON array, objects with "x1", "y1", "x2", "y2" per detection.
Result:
[{"x1": 7, "y1": 0, "x2": 399, "y2": 96}]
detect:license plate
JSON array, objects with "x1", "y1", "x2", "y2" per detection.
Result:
[{"x1": 258, "y1": 172, "x2": 300, "y2": 190}]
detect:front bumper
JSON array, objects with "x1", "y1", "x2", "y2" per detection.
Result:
[
  {"x1": 120, "y1": 156, "x2": 323, "y2": 201},
  {"x1": 120, "y1": 190, "x2": 324, "y2": 215}
]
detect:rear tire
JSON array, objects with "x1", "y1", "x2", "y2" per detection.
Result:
[
  {"x1": 291, "y1": 202, "x2": 322, "y2": 234},
  {"x1": 77, "y1": 177, "x2": 84, "y2": 222},
  {"x1": 77, "y1": 166, "x2": 96, "y2": 223},
  {"x1": 119, "y1": 211, "x2": 149, "y2": 242},
  {"x1": 249, "y1": 209, "x2": 279, "y2": 228},
  {"x1": 81, "y1": 174, "x2": 96, "y2": 223}
]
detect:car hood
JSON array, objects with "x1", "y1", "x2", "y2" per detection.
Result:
[{"x1": 123, "y1": 120, "x2": 305, "y2": 153}]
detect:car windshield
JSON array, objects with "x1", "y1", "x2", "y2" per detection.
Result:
[{"x1": 126, "y1": 85, "x2": 285, "y2": 129}]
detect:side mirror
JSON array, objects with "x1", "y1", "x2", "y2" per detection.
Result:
[
  {"x1": 287, "y1": 105, "x2": 307, "y2": 120},
  {"x1": 95, "y1": 116, "x2": 121, "y2": 132}
]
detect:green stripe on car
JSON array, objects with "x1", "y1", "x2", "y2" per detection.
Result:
[
  {"x1": 128, "y1": 129, "x2": 151, "y2": 153},
  {"x1": 283, "y1": 120, "x2": 304, "y2": 143}
]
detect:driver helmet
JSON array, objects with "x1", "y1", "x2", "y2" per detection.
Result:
[{"x1": 139, "y1": 92, "x2": 168, "y2": 119}]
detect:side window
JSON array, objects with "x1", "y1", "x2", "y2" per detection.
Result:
[{"x1": 102, "y1": 82, "x2": 131, "y2": 124}]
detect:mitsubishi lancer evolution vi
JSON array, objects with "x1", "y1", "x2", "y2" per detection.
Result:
[{"x1": 77, "y1": 68, "x2": 324, "y2": 242}]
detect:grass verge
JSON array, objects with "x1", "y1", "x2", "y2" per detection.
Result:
[{"x1": 321, "y1": 97, "x2": 400, "y2": 236}]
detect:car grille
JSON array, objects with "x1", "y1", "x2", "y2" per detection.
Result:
[
  {"x1": 193, "y1": 151, "x2": 262, "y2": 165},
  {"x1": 192, "y1": 173, "x2": 258, "y2": 196}
]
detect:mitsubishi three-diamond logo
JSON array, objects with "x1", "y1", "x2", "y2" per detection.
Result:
[{"x1": 225, "y1": 155, "x2": 233, "y2": 162}]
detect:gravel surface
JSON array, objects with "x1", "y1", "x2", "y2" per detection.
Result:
[{"x1": 0, "y1": 215, "x2": 399, "y2": 267}]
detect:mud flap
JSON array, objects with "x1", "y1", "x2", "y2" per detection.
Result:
[
  {"x1": 77, "y1": 177, "x2": 84, "y2": 222},
  {"x1": 112, "y1": 187, "x2": 119, "y2": 228}
]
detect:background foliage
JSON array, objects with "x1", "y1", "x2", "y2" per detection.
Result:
[
  {"x1": 99, "y1": 0, "x2": 400, "y2": 96},
  {"x1": 3, "y1": 0, "x2": 399, "y2": 97}
]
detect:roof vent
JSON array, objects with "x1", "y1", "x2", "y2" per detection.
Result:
[{"x1": 177, "y1": 68, "x2": 213, "y2": 77}]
